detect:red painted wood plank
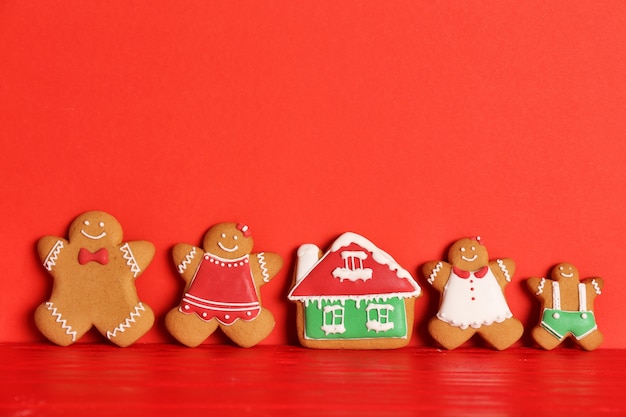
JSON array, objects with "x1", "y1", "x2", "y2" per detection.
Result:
[{"x1": 1, "y1": 344, "x2": 624, "y2": 416}]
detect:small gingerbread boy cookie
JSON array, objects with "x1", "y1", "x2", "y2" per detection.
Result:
[
  {"x1": 35, "y1": 211, "x2": 155, "y2": 347},
  {"x1": 527, "y1": 263, "x2": 604, "y2": 351},
  {"x1": 166, "y1": 222, "x2": 283, "y2": 348},
  {"x1": 422, "y1": 236, "x2": 523, "y2": 350}
]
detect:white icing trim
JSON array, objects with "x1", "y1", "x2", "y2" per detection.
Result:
[
  {"x1": 119, "y1": 243, "x2": 141, "y2": 278},
  {"x1": 578, "y1": 283, "x2": 587, "y2": 311},
  {"x1": 177, "y1": 247, "x2": 197, "y2": 274},
  {"x1": 45, "y1": 302, "x2": 77, "y2": 342},
  {"x1": 106, "y1": 303, "x2": 146, "y2": 339},
  {"x1": 592, "y1": 279, "x2": 602, "y2": 295},
  {"x1": 43, "y1": 240, "x2": 64, "y2": 271},
  {"x1": 257, "y1": 252, "x2": 270, "y2": 283},
  {"x1": 552, "y1": 281, "x2": 561, "y2": 310},
  {"x1": 497, "y1": 259, "x2": 511, "y2": 282},
  {"x1": 428, "y1": 262, "x2": 443, "y2": 285},
  {"x1": 331, "y1": 267, "x2": 373, "y2": 282},
  {"x1": 536, "y1": 277, "x2": 546, "y2": 295}
]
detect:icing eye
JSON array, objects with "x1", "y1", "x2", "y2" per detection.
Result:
[
  {"x1": 84, "y1": 220, "x2": 90, "y2": 226},
  {"x1": 221, "y1": 233, "x2": 226, "y2": 238},
  {"x1": 233, "y1": 236, "x2": 238, "y2": 240},
  {"x1": 470, "y1": 247, "x2": 475, "y2": 251},
  {"x1": 460, "y1": 247, "x2": 466, "y2": 252},
  {"x1": 559, "y1": 266, "x2": 564, "y2": 270},
  {"x1": 99, "y1": 222, "x2": 104, "y2": 227}
]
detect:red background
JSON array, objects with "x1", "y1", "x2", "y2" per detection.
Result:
[{"x1": 1, "y1": 2, "x2": 625, "y2": 348}]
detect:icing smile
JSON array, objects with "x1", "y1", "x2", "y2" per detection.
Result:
[
  {"x1": 560, "y1": 272, "x2": 574, "y2": 278},
  {"x1": 461, "y1": 254, "x2": 478, "y2": 262},
  {"x1": 80, "y1": 230, "x2": 106, "y2": 240},
  {"x1": 218, "y1": 242, "x2": 239, "y2": 253}
]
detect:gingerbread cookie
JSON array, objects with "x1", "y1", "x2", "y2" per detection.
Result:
[
  {"x1": 166, "y1": 222, "x2": 283, "y2": 348},
  {"x1": 288, "y1": 232, "x2": 421, "y2": 349},
  {"x1": 527, "y1": 263, "x2": 604, "y2": 350},
  {"x1": 35, "y1": 211, "x2": 155, "y2": 347},
  {"x1": 422, "y1": 236, "x2": 523, "y2": 350}
]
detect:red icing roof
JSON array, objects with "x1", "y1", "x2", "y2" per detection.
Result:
[{"x1": 289, "y1": 242, "x2": 419, "y2": 298}]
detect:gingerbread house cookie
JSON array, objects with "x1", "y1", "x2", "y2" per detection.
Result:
[{"x1": 288, "y1": 232, "x2": 421, "y2": 349}]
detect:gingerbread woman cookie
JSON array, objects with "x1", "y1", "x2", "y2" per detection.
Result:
[
  {"x1": 422, "y1": 236, "x2": 523, "y2": 350},
  {"x1": 527, "y1": 263, "x2": 604, "y2": 351},
  {"x1": 35, "y1": 211, "x2": 155, "y2": 347},
  {"x1": 166, "y1": 222, "x2": 283, "y2": 348}
]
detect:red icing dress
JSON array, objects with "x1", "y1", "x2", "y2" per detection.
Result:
[{"x1": 180, "y1": 253, "x2": 260, "y2": 325}]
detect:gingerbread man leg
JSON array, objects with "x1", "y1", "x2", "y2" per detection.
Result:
[
  {"x1": 220, "y1": 308, "x2": 276, "y2": 348},
  {"x1": 531, "y1": 326, "x2": 563, "y2": 350},
  {"x1": 34, "y1": 300, "x2": 92, "y2": 346},
  {"x1": 165, "y1": 308, "x2": 220, "y2": 347},
  {"x1": 477, "y1": 318, "x2": 524, "y2": 350},
  {"x1": 428, "y1": 318, "x2": 476, "y2": 350},
  {"x1": 95, "y1": 302, "x2": 155, "y2": 347},
  {"x1": 576, "y1": 329, "x2": 604, "y2": 351}
]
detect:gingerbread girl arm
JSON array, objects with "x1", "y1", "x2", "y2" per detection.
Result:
[
  {"x1": 172, "y1": 243, "x2": 204, "y2": 284},
  {"x1": 489, "y1": 258, "x2": 515, "y2": 289},
  {"x1": 118, "y1": 240, "x2": 155, "y2": 279},
  {"x1": 37, "y1": 236, "x2": 70, "y2": 276},
  {"x1": 422, "y1": 260, "x2": 452, "y2": 292},
  {"x1": 249, "y1": 251, "x2": 283, "y2": 287}
]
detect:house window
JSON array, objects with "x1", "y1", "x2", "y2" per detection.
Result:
[
  {"x1": 320, "y1": 305, "x2": 346, "y2": 335},
  {"x1": 332, "y1": 250, "x2": 373, "y2": 282},
  {"x1": 365, "y1": 303, "x2": 395, "y2": 333}
]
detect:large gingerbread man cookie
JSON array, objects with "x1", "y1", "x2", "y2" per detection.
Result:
[
  {"x1": 35, "y1": 211, "x2": 155, "y2": 347},
  {"x1": 166, "y1": 222, "x2": 283, "y2": 348},
  {"x1": 527, "y1": 263, "x2": 604, "y2": 351},
  {"x1": 422, "y1": 236, "x2": 523, "y2": 350}
]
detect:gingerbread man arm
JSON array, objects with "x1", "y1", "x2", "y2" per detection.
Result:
[
  {"x1": 582, "y1": 277, "x2": 604, "y2": 298},
  {"x1": 119, "y1": 240, "x2": 155, "y2": 279},
  {"x1": 527, "y1": 276, "x2": 552, "y2": 302},
  {"x1": 490, "y1": 258, "x2": 515, "y2": 289},
  {"x1": 250, "y1": 251, "x2": 283, "y2": 287},
  {"x1": 37, "y1": 236, "x2": 70, "y2": 277},
  {"x1": 422, "y1": 261, "x2": 452, "y2": 292},
  {"x1": 172, "y1": 243, "x2": 204, "y2": 284}
]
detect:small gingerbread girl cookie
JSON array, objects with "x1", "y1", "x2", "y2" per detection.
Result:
[
  {"x1": 166, "y1": 222, "x2": 283, "y2": 348},
  {"x1": 422, "y1": 236, "x2": 523, "y2": 350},
  {"x1": 35, "y1": 211, "x2": 155, "y2": 347},
  {"x1": 527, "y1": 263, "x2": 604, "y2": 351}
]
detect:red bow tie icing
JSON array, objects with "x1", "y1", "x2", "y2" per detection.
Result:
[
  {"x1": 78, "y1": 248, "x2": 109, "y2": 265},
  {"x1": 453, "y1": 266, "x2": 488, "y2": 279}
]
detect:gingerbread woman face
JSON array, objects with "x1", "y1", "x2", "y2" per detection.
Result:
[
  {"x1": 35, "y1": 211, "x2": 155, "y2": 347},
  {"x1": 527, "y1": 263, "x2": 604, "y2": 351},
  {"x1": 448, "y1": 237, "x2": 489, "y2": 271},
  {"x1": 167, "y1": 222, "x2": 283, "y2": 348},
  {"x1": 202, "y1": 223, "x2": 254, "y2": 259}
]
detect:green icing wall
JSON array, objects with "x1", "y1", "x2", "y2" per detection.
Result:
[{"x1": 303, "y1": 297, "x2": 408, "y2": 340}]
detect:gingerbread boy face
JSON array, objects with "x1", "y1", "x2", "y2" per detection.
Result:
[
  {"x1": 35, "y1": 211, "x2": 155, "y2": 347},
  {"x1": 202, "y1": 223, "x2": 254, "y2": 260},
  {"x1": 551, "y1": 263, "x2": 579, "y2": 281}
]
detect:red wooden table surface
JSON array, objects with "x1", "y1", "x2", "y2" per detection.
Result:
[{"x1": 1, "y1": 344, "x2": 624, "y2": 416}]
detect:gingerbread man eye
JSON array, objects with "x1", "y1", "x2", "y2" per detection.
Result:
[
  {"x1": 471, "y1": 246, "x2": 475, "y2": 251},
  {"x1": 221, "y1": 233, "x2": 226, "y2": 238},
  {"x1": 99, "y1": 222, "x2": 104, "y2": 227},
  {"x1": 233, "y1": 236, "x2": 238, "y2": 240},
  {"x1": 559, "y1": 266, "x2": 564, "y2": 270},
  {"x1": 84, "y1": 220, "x2": 90, "y2": 226},
  {"x1": 460, "y1": 247, "x2": 466, "y2": 252}
]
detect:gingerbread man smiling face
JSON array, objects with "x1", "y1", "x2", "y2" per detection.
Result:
[{"x1": 35, "y1": 211, "x2": 155, "y2": 347}]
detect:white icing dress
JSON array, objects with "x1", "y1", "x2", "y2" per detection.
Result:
[{"x1": 437, "y1": 267, "x2": 513, "y2": 329}]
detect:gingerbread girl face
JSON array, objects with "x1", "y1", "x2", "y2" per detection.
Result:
[
  {"x1": 202, "y1": 223, "x2": 254, "y2": 259},
  {"x1": 448, "y1": 237, "x2": 489, "y2": 271}
]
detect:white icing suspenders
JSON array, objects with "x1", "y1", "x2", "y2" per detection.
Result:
[{"x1": 551, "y1": 281, "x2": 587, "y2": 312}]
